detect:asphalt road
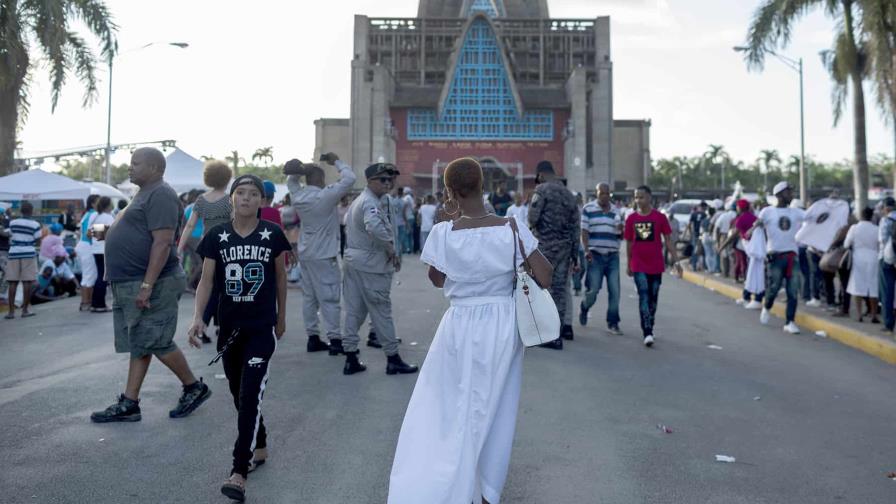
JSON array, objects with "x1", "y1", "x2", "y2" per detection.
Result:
[{"x1": 1, "y1": 256, "x2": 894, "y2": 504}]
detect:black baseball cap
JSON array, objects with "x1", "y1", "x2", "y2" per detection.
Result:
[
  {"x1": 365, "y1": 162, "x2": 400, "y2": 179},
  {"x1": 884, "y1": 196, "x2": 896, "y2": 208},
  {"x1": 536, "y1": 160, "x2": 555, "y2": 175},
  {"x1": 230, "y1": 174, "x2": 265, "y2": 196}
]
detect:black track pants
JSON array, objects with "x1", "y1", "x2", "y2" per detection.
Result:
[{"x1": 219, "y1": 326, "x2": 277, "y2": 478}]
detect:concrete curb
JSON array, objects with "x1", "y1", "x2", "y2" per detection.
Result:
[{"x1": 681, "y1": 270, "x2": 896, "y2": 365}]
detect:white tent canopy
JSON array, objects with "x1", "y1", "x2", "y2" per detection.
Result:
[
  {"x1": 86, "y1": 181, "x2": 128, "y2": 200},
  {"x1": 0, "y1": 169, "x2": 90, "y2": 201},
  {"x1": 164, "y1": 148, "x2": 208, "y2": 194}
]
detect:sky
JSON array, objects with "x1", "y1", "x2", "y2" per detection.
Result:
[{"x1": 16, "y1": 0, "x2": 896, "y2": 168}]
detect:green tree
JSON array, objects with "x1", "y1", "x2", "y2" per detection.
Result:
[
  {"x1": 60, "y1": 158, "x2": 129, "y2": 184},
  {"x1": 226, "y1": 150, "x2": 244, "y2": 176},
  {"x1": 756, "y1": 149, "x2": 781, "y2": 193},
  {"x1": 703, "y1": 144, "x2": 731, "y2": 190},
  {"x1": 863, "y1": 0, "x2": 896, "y2": 187},
  {"x1": 0, "y1": 1, "x2": 118, "y2": 175},
  {"x1": 252, "y1": 146, "x2": 274, "y2": 167},
  {"x1": 744, "y1": 0, "x2": 871, "y2": 214}
]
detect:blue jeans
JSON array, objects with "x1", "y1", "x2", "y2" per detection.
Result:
[
  {"x1": 764, "y1": 253, "x2": 799, "y2": 323},
  {"x1": 581, "y1": 252, "x2": 621, "y2": 326},
  {"x1": 879, "y1": 260, "x2": 896, "y2": 330},
  {"x1": 403, "y1": 218, "x2": 415, "y2": 253},
  {"x1": 632, "y1": 272, "x2": 662, "y2": 337},
  {"x1": 572, "y1": 246, "x2": 586, "y2": 292},
  {"x1": 689, "y1": 235, "x2": 703, "y2": 270},
  {"x1": 702, "y1": 235, "x2": 719, "y2": 273},
  {"x1": 397, "y1": 225, "x2": 407, "y2": 255}
]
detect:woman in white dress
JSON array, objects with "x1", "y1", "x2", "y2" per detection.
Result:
[
  {"x1": 388, "y1": 158, "x2": 553, "y2": 504},
  {"x1": 845, "y1": 207, "x2": 879, "y2": 322}
]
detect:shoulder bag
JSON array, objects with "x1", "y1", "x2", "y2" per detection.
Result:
[{"x1": 508, "y1": 218, "x2": 561, "y2": 347}]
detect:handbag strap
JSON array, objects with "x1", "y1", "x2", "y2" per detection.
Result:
[{"x1": 508, "y1": 218, "x2": 534, "y2": 284}]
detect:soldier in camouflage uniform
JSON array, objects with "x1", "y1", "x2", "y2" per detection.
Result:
[{"x1": 528, "y1": 160, "x2": 580, "y2": 349}]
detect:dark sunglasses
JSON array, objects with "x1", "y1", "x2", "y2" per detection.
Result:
[{"x1": 373, "y1": 176, "x2": 395, "y2": 184}]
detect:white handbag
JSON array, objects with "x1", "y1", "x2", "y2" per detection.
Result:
[{"x1": 509, "y1": 219, "x2": 561, "y2": 347}]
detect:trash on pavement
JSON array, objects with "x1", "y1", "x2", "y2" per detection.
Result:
[
  {"x1": 815, "y1": 330, "x2": 827, "y2": 338},
  {"x1": 887, "y1": 471, "x2": 896, "y2": 481},
  {"x1": 214, "y1": 374, "x2": 226, "y2": 380},
  {"x1": 409, "y1": 342, "x2": 418, "y2": 346},
  {"x1": 99, "y1": 438, "x2": 105, "y2": 442},
  {"x1": 715, "y1": 455, "x2": 736, "y2": 463},
  {"x1": 656, "y1": 424, "x2": 673, "y2": 434},
  {"x1": 753, "y1": 396, "x2": 761, "y2": 401},
  {"x1": 707, "y1": 344, "x2": 723, "y2": 350}
]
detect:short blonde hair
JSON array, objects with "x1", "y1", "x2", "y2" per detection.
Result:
[
  {"x1": 203, "y1": 160, "x2": 232, "y2": 189},
  {"x1": 443, "y1": 157, "x2": 483, "y2": 199}
]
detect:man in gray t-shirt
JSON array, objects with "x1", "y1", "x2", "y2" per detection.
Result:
[{"x1": 91, "y1": 147, "x2": 211, "y2": 424}]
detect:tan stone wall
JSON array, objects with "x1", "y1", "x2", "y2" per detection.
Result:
[{"x1": 612, "y1": 120, "x2": 651, "y2": 190}]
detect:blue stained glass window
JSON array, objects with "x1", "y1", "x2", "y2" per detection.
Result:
[
  {"x1": 407, "y1": 18, "x2": 553, "y2": 141},
  {"x1": 467, "y1": 0, "x2": 504, "y2": 17}
]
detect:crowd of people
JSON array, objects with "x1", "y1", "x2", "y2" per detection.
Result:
[
  {"x1": 11, "y1": 144, "x2": 883, "y2": 503},
  {"x1": 680, "y1": 182, "x2": 896, "y2": 338}
]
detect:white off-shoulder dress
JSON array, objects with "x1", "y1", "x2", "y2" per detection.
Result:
[{"x1": 388, "y1": 217, "x2": 538, "y2": 504}]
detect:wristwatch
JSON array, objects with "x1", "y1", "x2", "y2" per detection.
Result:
[{"x1": 140, "y1": 282, "x2": 153, "y2": 290}]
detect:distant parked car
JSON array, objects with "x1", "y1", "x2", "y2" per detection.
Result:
[{"x1": 664, "y1": 199, "x2": 702, "y2": 239}]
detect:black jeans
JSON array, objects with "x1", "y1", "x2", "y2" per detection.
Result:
[
  {"x1": 91, "y1": 254, "x2": 107, "y2": 308},
  {"x1": 202, "y1": 283, "x2": 220, "y2": 327},
  {"x1": 633, "y1": 272, "x2": 662, "y2": 337},
  {"x1": 220, "y1": 325, "x2": 277, "y2": 478}
]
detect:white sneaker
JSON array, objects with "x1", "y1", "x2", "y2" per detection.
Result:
[
  {"x1": 760, "y1": 308, "x2": 770, "y2": 325},
  {"x1": 735, "y1": 299, "x2": 745, "y2": 305},
  {"x1": 806, "y1": 298, "x2": 821, "y2": 307},
  {"x1": 643, "y1": 335, "x2": 655, "y2": 347},
  {"x1": 783, "y1": 322, "x2": 801, "y2": 334},
  {"x1": 745, "y1": 300, "x2": 762, "y2": 310}
]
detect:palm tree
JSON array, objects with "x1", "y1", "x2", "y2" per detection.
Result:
[
  {"x1": 703, "y1": 144, "x2": 731, "y2": 191},
  {"x1": 757, "y1": 149, "x2": 782, "y2": 193},
  {"x1": 252, "y1": 146, "x2": 274, "y2": 167},
  {"x1": 226, "y1": 150, "x2": 244, "y2": 176},
  {"x1": 743, "y1": 0, "x2": 870, "y2": 214},
  {"x1": 863, "y1": 0, "x2": 896, "y2": 188},
  {"x1": 0, "y1": 1, "x2": 118, "y2": 176}
]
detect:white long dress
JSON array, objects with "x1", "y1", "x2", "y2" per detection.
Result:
[
  {"x1": 845, "y1": 221, "x2": 879, "y2": 298},
  {"x1": 744, "y1": 230, "x2": 766, "y2": 295},
  {"x1": 388, "y1": 217, "x2": 538, "y2": 504}
]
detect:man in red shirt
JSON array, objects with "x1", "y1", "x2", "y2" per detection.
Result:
[{"x1": 624, "y1": 185, "x2": 682, "y2": 347}]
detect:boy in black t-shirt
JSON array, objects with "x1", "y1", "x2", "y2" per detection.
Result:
[{"x1": 189, "y1": 174, "x2": 291, "y2": 502}]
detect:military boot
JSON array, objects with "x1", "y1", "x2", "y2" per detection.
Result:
[
  {"x1": 386, "y1": 353, "x2": 419, "y2": 375},
  {"x1": 343, "y1": 351, "x2": 367, "y2": 375},
  {"x1": 560, "y1": 324, "x2": 574, "y2": 341},
  {"x1": 328, "y1": 338, "x2": 345, "y2": 356},
  {"x1": 307, "y1": 335, "x2": 330, "y2": 353}
]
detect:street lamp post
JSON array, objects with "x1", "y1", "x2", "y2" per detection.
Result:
[
  {"x1": 734, "y1": 47, "x2": 807, "y2": 202},
  {"x1": 104, "y1": 42, "x2": 189, "y2": 184}
]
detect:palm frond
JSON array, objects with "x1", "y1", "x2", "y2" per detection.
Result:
[
  {"x1": 65, "y1": 30, "x2": 99, "y2": 107},
  {"x1": 744, "y1": 0, "x2": 823, "y2": 70},
  {"x1": 67, "y1": 0, "x2": 117, "y2": 58}
]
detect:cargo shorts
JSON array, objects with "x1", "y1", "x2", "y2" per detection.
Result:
[{"x1": 112, "y1": 272, "x2": 186, "y2": 358}]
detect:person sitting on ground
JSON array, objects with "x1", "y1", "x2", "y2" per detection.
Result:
[
  {"x1": 41, "y1": 245, "x2": 79, "y2": 298},
  {"x1": 39, "y1": 223, "x2": 64, "y2": 264},
  {"x1": 31, "y1": 264, "x2": 64, "y2": 305}
]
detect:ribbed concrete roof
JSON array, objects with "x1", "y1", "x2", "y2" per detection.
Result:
[{"x1": 416, "y1": 0, "x2": 549, "y2": 18}]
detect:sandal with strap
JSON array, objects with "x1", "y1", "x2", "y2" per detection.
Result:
[{"x1": 221, "y1": 474, "x2": 246, "y2": 502}]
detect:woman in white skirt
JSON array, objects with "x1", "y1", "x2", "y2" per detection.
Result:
[
  {"x1": 388, "y1": 158, "x2": 553, "y2": 504},
  {"x1": 75, "y1": 194, "x2": 99, "y2": 311},
  {"x1": 845, "y1": 208, "x2": 879, "y2": 322}
]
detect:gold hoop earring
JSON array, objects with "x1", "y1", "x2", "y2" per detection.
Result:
[{"x1": 444, "y1": 198, "x2": 460, "y2": 217}]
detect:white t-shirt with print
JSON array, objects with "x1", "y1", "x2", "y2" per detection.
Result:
[{"x1": 759, "y1": 206, "x2": 806, "y2": 253}]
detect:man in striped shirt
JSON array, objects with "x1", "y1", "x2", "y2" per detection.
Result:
[
  {"x1": 6, "y1": 201, "x2": 43, "y2": 319},
  {"x1": 579, "y1": 182, "x2": 623, "y2": 334}
]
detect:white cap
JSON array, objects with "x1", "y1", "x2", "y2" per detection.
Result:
[
  {"x1": 711, "y1": 199, "x2": 723, "y2": 210},
  {"x1": 772, "y1": 181, "x2": 791, "y2": 195}
]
